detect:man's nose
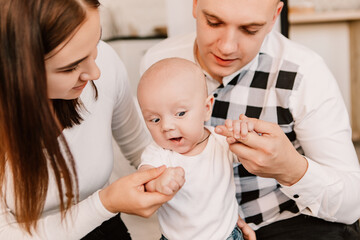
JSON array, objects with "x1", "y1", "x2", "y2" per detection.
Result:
[{"x1": 217, "y1": 28, "x2": 238, "y2": 56}]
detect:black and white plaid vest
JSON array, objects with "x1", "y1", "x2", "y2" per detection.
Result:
[{"x1": 206, "y1": 52, "x2": 304, "y2": 226}]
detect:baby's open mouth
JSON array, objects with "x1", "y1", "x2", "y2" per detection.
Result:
[{"x1": 170, "y1": 137, "x2": 182, "y2": 142}]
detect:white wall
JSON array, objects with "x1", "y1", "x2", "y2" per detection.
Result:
[
  {"x1": 289, "y1": 22, "x2": 351, "y2": 114},
  {"x1": 107, "y1": 39, "x2": 164, "y2": 95},
  {"x1": 165, "y1": 0, "x2": 195, "y2": 37}
]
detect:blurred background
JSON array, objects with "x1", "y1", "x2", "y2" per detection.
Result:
[{"x1": 98, "y1": 1, "x2": 360, "y2": 239}]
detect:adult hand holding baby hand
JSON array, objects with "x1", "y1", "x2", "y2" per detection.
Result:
[
  {"x1": 153, "y1": 167, "x2": 186, "y2": 195},
  {"x1": 215, "y1": 114, "x2": 308, "y2": 186},
  {"x1": 99, "y1": 166, "x2": 175, "y2": 218}
]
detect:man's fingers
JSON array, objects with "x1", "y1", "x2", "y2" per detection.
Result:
[
  {"x1": 228, "y1": 141, "x2": 259, "y2": 163},
  {"x1": 240, "y1": 115, "x2": 276, "y2": 135},
  {"x1": 237, "y1": 217, "x2": 256, "y2": 240}
]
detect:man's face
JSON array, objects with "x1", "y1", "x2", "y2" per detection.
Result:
[{"x1": 193, "y1": 0, "x2": 282, "y2": 82}]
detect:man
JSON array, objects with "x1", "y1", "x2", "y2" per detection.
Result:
[{"x1": 140, "y1": 0, "x2": 360, "y2": 239}]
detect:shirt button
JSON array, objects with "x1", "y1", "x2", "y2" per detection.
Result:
[
  {"x1": 293, "y1": 194, "x2": 299, "y2": 199},
  {"x1": 213, "y1": 93, "x2": 218, "y2": 98}
]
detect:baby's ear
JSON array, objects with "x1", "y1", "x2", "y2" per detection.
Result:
[{"x1": 204, "y1": 95, "x2": 214, "y2": 121}]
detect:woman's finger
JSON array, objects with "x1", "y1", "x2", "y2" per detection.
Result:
[{"x1": 132, "y1": 165, "x2": 166, "y2": 185}]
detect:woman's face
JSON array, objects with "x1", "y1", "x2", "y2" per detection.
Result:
[{"x1": 45, "y1": 8, "x2": 101, "y2": 99}]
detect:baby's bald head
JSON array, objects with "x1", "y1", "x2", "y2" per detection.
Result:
[{"x1": 138, "y1": 57, "x2": 208, "y2": 104}]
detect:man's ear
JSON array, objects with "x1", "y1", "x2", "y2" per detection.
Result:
[
  {"x1": 204, "y1": 95, "x2": 214, "y2": 121},
  {"x1": 192, "y1": 0, "x2": 198, "y2": 19},
  {"x1": 268, "y1": 1, "x2": 284, "y2": 32}
]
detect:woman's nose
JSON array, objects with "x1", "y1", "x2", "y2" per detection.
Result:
[{"x1": 80, "y1": 60, "x2": 101, "y2": 81}]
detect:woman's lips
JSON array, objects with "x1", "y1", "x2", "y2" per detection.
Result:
[{"x1": 73, "y1": 82, "x2": 88, "y2": 90}]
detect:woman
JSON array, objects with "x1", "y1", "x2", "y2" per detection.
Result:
[{"x1": 0, "y1": 0, "x2": 172, "y2": 238}]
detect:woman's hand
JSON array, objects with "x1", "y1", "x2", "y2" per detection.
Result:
[
  {"x1": 99, "y1": 166, "x2": 173, "y2": 217},
  {"x1": 148, "y1": 167, "x2": 185, "y2": 195}
]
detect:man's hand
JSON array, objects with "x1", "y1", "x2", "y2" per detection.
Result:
[
  {"x1": 237, "y1": 217, "x2": 256, "y2": 240},
  {"x1": 215, "y1": 114, "x2": 308, "y2": 186}
]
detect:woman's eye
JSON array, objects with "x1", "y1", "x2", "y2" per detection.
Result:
[
  {"x1": 176, "y1": 111, "x2": 186, "y2": 117},
  {"x1": 151, "y1": 118, "x2": 160, "y2": 123},
  {"x1": 63, "y1": 65, "x2": 79, "y2": 73}
]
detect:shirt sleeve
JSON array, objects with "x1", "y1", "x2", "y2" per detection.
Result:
[
  {"x1": 139, "y1": 143, "x2": 168, "y2": 169},
  {"x1": 281, "y1": 55, "x2": 360, "y2": 224},
  {"x1": 98, "y1": 42, "x2": 151, "y2": 168},
  {"x1": 0, "y1": 191, "x2": 115, "y2": 239}
]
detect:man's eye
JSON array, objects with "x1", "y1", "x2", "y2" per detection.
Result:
[
  {"x1": 176, "y1": 111, "x2": 186, "y2": 117},
  {"x1": 151, "y1": 118, "x2": 160, "y2": 123},
  {"x1": 243, "y1": 28, "x2": 258, "y2": 35},
  {"x1": 206, "y1": 19, "x2": 221, "y2": 27}
]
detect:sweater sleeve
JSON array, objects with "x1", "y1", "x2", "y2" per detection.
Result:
[
  {"x1": 0, "y1": 191, "x2": 115, "y2": 240},
  {"x1": 98, "y1": 42, "x2": 151, "y2": 168}
]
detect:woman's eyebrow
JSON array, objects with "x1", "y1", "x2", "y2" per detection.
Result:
[
  {"x1": 56, "y1": 56, "x2": 88, "y2": 71},
  {"x1": 57, "y1": 28, "x2": 102, "y2": 71}
]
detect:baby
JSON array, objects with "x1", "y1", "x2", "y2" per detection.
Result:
[{"x1": 137, "y1": 57, "x2": 253, "y2": 240}]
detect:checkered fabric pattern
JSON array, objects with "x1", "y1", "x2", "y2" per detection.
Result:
[{"x1": 206, "y1": 52, "x2": 304, "y2": 226}]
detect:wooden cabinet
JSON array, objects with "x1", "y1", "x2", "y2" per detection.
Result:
[{"x1": 350, "y1": 20, "x2": 360, "y2": 140}]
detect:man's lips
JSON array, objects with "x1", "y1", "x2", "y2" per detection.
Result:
[{"x1": 213, "y1": 54, "x2": 236, "y2": 66}]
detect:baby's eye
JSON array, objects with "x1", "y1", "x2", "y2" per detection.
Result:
[
  {"x1": 176, "y1": 111, "x2": 186, "y2": 117},
  {"x1": 150, "y1": 118, "x2": 160, "y2": 123}
]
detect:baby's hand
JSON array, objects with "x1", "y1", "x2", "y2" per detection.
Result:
[
  {"x1": 154, "y1": 167, "x2": 185, "y2": 195},
  {"x1": 224, "y1": 114, "x2": 254, "y2": 143}
]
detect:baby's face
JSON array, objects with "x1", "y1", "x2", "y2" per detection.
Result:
[{"x1": 138, "y1": 66, "x2": 211, "y2": 156}]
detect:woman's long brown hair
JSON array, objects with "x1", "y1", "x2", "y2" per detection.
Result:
[{"x1": 0, "y1": 0, "x2": 100, "y2": 233}]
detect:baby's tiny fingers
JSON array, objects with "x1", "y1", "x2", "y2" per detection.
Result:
[
  {"x1": 174, "y1": 167, "x2": 185, "y2": 177},
  {"x1": 226, "y1": 136, "x2": 237, "y2": 144},
  {"x1": 224, "y1": 119, "x2": 234, "y2": 131},
  {"x1": 169, "y1": 181, "x2": 181, "y2": 192},
  {"x1": 161, "y1": 186, "x2": 175, "y2": 195},
  {"x1": 232, "y1": 120, "x2": 242, "y2": 139},
  {"x1": 215, "y1": 125, "x2": 233, "y2": 137},
  {"x1": 240, "y1": 121, "x2": 249, "y2": 139}
]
